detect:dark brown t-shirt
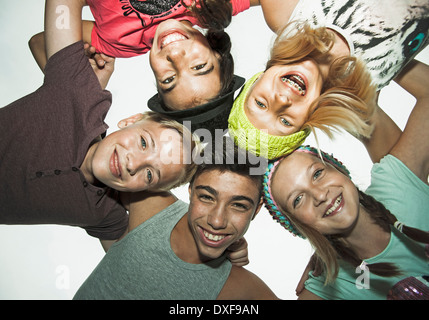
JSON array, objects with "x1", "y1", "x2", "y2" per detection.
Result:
[{"x1": 0, "y1": 41, "x2": 128, "y2": 240}]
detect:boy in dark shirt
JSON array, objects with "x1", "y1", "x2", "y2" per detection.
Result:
[{"x1": 0, "y1": 0, "x2": 198, "y2": 243}]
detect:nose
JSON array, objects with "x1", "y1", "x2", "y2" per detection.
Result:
[
  {"x1": 207, "y1": 205, "x2": 227, "y2": 230},
  {"x1": 312, "y1": 186, "x2": 328, "y2": 206},
  {"x1": 126, "y1": 153, "x2": 149, "y2": 176},
  {"x1": 167, "y1": 47, "x2": 186, "y2": 63},
  {"x1": 272, "y1": 92, "x2": 292, "y2": 112}
]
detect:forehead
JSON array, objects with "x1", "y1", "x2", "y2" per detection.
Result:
[
  {"x1": 136, "y1": 118, "x2": 182, "y2": 140},
  {"x1": 273, "y1": 153, "x2": 321, "y2": 185},
  {"x1": 193, "y1": 169, "x2": 260, "y2": 201}
]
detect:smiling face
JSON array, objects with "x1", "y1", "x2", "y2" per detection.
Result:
[
  {"x1": 187, "y1": 169, "x2": 262, "y2": 260},
  {"x1": 271, "y1": 152, "x2": 360, "y2": 236},
  {"x1": 89, "y1": 116, "x2": 187, "y2": 192},
  {"x1": 149, "y1": 19, "x2": 222, "y2": 110},
  {"x1": 244, "y1": 60, "x2": 324, "y2": 136}
]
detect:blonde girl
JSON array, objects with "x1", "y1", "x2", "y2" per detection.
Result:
[
  {"x1": 228, "y1": 0, "x2": 429, "y2": 159},
  {"x1": 262, "y1": 60, "x2": 429, "y2": 299}
]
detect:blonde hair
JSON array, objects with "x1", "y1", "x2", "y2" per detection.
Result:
[
  {"x1": 267, "y1": 22, "x2": 377, "y2": 140},
  {"x1": 138, "y1": 112, "x2": 202, "y2": 190}
]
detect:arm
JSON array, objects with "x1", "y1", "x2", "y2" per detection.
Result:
[
  {"x1": 44, "y1": 0, "x2": 87, "y2": 60},
  {"x1": 29, "y1": 19, "x2": 94, "y2": 72},
  {"x1": 97, "y1": 191, "x2": 175, "y2": 252},
  {"x1": 100, "y1": 228, "x2": 128, "y2": 252},
  {"x1": 361, "y1": 60, "x2": 429, "y2": 167},
  {"x1": 28, "y1": 32, "x2": 47, "y2": 72},
  {"x1": 127, "y1": 191, "x2": 178, "y2": 232},
  {"x1": 217, "y1": 266, "x2": 279, "y2": 299},
  {"x1": 258, "y1": 0, "x2": 298, "y2": 33},
  {"x1": 361, "y1": 104, "x2": 402, "y2": 164},
  {"x1": 389, "y1": 60, "x2": 429, "y2": 183}
]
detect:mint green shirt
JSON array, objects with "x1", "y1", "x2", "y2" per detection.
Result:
[{"x1": 304, "y1": 155, "x2": 429, "y2": 300}]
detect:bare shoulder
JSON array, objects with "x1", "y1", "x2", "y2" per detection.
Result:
[
  {"x1": 217, "y1": 266, "x2": 278, "y2": 300},
  {"x1": 297, "y1": 289, "x2": 323, "y2": 300}
]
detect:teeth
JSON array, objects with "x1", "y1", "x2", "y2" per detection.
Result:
[
  {"x1": 325, "y1": 195, "x2": 342, "y2": 216},
  {"x1": 114, "y1": 151, "x2": 121, "y2": 178},
  {"x1": 203, "y1": 230, "x2": 225, "y2": 242},
  {"x1": 161, "y1": 32, "x2": 187, "y2": 48},
  {"x1": 282, "y1": 75, "x2": 306, "y2": 96}
]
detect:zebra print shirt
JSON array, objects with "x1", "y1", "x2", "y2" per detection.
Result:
[{"x1": 285, "y1": 0, "x2": 429, "y2": 89}]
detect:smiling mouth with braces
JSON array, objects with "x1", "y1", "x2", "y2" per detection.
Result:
[{"x1": 281, "y1": 75, "x2": 306, "y2": 96}]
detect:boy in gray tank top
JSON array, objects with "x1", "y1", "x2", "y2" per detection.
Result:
[{"x1": 74, "y1": 138, "x2": 278, "y2": 300}]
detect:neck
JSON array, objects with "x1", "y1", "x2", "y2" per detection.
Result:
[{"x1": 341, "y1": 205, "x2": 390, "y2": 260}]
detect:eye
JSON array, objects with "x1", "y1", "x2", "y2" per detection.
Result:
[
  {"x1": 192, "y1": 63, "x2": 206, "y2": 70},
  {"x1": 232, "y1": 202, "x2": 249, "y2": 211},
  {"x1": 141, "y1": 137, "x2": 147, "y2": 149},
  {"x1": 199, "y1": 194, "x2": 213, "y2": 202},
  {"x1": 313, "y1": 169, "x2": 324, "y2": 180},
  {"x1": 162, "y1": 75, "x2": 175, "y2": 84},
  {"x1": 146, "y1": 169, "x2": 152, "y2": 183},
  {"x1": 255, "y1": 99, "x2": 266, "y2": 109},
  {"x1": 281, "y1": 118, "x2": 292, "y2": 127},
  {"x1": 293, "y1": 195, "x2": 303, "y2": 208}
]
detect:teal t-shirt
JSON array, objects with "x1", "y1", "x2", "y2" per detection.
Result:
[{"x1": 304, "y1": 155, "x2": 429, "y2": 300}]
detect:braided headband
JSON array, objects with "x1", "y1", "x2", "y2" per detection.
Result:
[{"x1": 262, "y1": 145, "x2": 351, "y2": 238}]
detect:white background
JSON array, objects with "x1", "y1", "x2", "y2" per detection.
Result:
[{"x1": 0, "y1": 1, "x2": 428, "y2": 300}]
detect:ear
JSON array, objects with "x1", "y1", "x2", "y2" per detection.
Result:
[
  {"x1": 117, "y1": 113, "x2": 144, "y2": 129},
  {"x1": 188, "y1": 183, "x2": 192, "y2": 200},
  {"x1": 251, "y1": 197, "x2": 264, "y2": 221}
]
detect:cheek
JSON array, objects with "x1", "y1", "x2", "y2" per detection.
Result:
[
  {"x1": 229, "y1": 214, "x2": 253, "y2": 236},
  {"x1": 187, "y1": 202, "x2": 205, "y2": 222}
]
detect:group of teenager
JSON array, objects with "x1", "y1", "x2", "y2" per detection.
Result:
[{"x1": 1, "y1": 0, "x2": 428, "y2": 300}]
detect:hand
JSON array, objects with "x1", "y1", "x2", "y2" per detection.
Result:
[
  {"x1": 226, "y1": 238, "x2": 249, "y2": 267},
  {"x1": 84, "y1": 42, "x2": 108, "y2": 68},
  {"x1": 85, "y1": 43, "x2": 115, "y2": 90}
]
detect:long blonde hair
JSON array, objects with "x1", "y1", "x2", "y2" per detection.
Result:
[{"x1": 267, "y1": 22, "x2": 377, "y2": 140}]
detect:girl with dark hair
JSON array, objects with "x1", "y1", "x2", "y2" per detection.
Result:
[{"x1": 29, "y1": 0, "x2": 259, "y2": 112}]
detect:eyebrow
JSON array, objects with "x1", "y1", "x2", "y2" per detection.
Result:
[
  {"x1": 195, "y1": 185, "x2": 255, "y2": 206},
  {"x1": 195, "y1": 185, "x2": 217, "y2": 196},
  {"x1": 158, "y1": 65, "x2": 215, "y2": 94},
  {"x1": 231, "y1": 195, "x2": 255, "y2": 206}
]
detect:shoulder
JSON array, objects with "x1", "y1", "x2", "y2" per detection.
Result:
[
  {"x1": 218, "y1": 266, "x2": 278, "y2": 299},
  {"x1": 127, "y1": 191, "x2": 182, "y2": 229}
]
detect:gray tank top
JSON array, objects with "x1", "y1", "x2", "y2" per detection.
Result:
[{"x1": 74, "y1": 200, "x2": 232, "y2": 299}]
